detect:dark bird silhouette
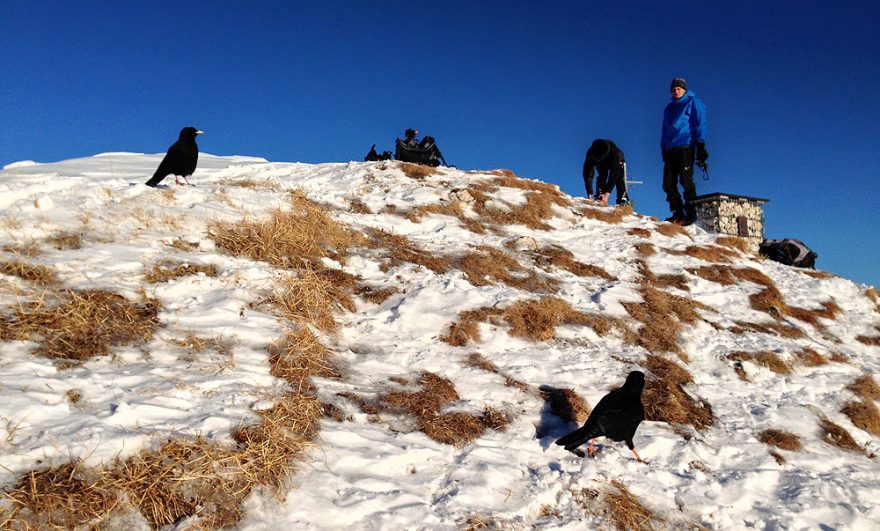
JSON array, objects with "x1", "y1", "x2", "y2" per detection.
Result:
[
  {"x1": 554, "y1": 371, "x2": 645, "y2": 461},
  {"x1": 145, "y1": 127, "x2": 204, "y2": 187}
]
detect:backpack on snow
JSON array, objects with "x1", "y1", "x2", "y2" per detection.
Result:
[
  {"x1": 759, "y1": 239, "x2": 818, "y2": 269},
  {"x1": 394, "y1": 136, "x2": 446, "y2": 167}
]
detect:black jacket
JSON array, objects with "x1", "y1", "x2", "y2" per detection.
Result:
[{"x1": 583, "y1": 139, "x2": 625, "y2": 197}]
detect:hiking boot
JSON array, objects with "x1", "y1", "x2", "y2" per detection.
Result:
[
  {"x1": 664, "y1": 216, "x2": 681, "y2": 223},
  {"x1": 675, "y1": 217, "x2": 696, "y2": 227}
]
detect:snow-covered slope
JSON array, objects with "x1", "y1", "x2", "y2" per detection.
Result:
[{"x1": 1, "y1": 153, "x2": 878, "y2": 529}]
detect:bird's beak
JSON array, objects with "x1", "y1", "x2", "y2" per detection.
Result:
[{"x1": 196, "y1": 130, "x2": 205, "y2": 135}]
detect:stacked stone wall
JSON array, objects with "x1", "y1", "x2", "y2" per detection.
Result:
[{"x1": 694, "y1": 196, "x2": 765, "y2": 252}]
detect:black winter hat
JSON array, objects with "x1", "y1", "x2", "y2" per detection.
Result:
[{"x1": 671, "y1": 77, "x2": 687, "y2": 91}]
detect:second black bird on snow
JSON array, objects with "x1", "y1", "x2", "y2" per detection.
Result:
[
  {"x1": 554, "y1": 370, "x2": 646, "y2": 462},
  {"x1": 145, "y1": 127, "x2": 204, "y2": 187}
]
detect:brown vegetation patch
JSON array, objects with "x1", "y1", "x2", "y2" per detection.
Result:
[
  {"x1": 457, "y1": 246, "x2": 555, "y2": 292},
  {"x1": 0, "y1": 289, "x2": 159, "y2": 363},
  {"x1": 46, "y1": 231, "x2": 83, "y2": 250},
  {"x1": 533, "y1": 245, "x2": 615, "y2": 280},
  {"x1": 489, "y1": 169, "x2": 566, "y2": 196},
  {"x1": 144, "y1": 260, "x2": 218, "y2": 283},
  {"x1": 540, "y1": 386, "x2": 590, "y2": 424},
  {"x1": 366, "y1": 228, "x2": 449, "y2": 274},
  {"x1": 715, "y1": 236, "x2": 750, "y2": 253},
  {"x1": 578, "y1": 204, "x2": 633, "y2": 225},
  {"x1": 217, "y1": 178, "x2": 282, "y2": 191},
  {"x1": 269, "y1": 327, "x2": 339, "y2": 394},
  {"x1": 484, "y1": 191, "x2": 571, "y2": 230},
  {"x1": 380, "y1": 372, "x2": 509, "y2": 445},
  {"x1": 867, "y1": 287, "x2": 879, "y2": 310},
  {"x1": 210, "y1": 190, "x2": 364, "y2": 270},
  {"x1": 641, "y1": 355, "x2": 713, "y2": 430},
  {"x1": 623, "y1": 283, "x2": 710, "y2": 360},
  {"x1": 793, "y1": 347, "x2": 828, "y2": 367},
  {"x1": 269, "y1": 268, "x2": 355, "y2": 332},
  {"x1": 637, "y1": 261, "x2": 689, "y2": 292},
  {"x1": 441, "y1": 307, "x2": 504, "y2": 346},
  {"x1": 464, "y1": 353, "x2": 532, "y2": 392},
  {"x1": 857, "y1": 335, "x2": 880, "y2": 347},
  {"x1": 0, "y1": 259, "x2": 57, "y2": 285},
  {"x1": 627, "y1": 228, "x2": 652, "y2": 238},
  {"x1": 654, "y1": 222, "x2": 691, "y2": 239},
  {"x1": 848, "y1": 375, "x2": 880, "y2": 402},
  {"x1": 729, "y1": 319, "x2": 805, "y2": 339},
  {"x1": 348, "y1": 198, "x2": 373, "y2": 214},
  {"x1": 166, "y1": 238, "x2": 199, "y2": 252},
  {"x1": 802, "y1": 270, "x2": 836, "y2": 279},
  {"x1": 819, "y1": 418, "x2": 862, "y2": 452},
  {"x1": 601, "y1": 480, "x2": 665, "y2": 531},
  {"x1": 842, "y1": 401, "x2": 880, "y2": 436},
  {"x1": 355, "y1": 284, "x2": 398, "y2": 305},
  {"x1": 502, "y1": 297, "x2": 594, "y2": 341},
  {"x1": 688, "y1": 265, "x2": 739, "y2": 286},
  {"x1": 399, "y1": 162, "x2": 437, "y2": 179},
  {"x1": 726, "y1": 351, "x2": 792, "y2": 375},
  {"x1": 634, "y1": 242, "x2": 656, "y2": 257},
  {"x1": 758, "y1": 429, "x2": 802, "y2": 451},
  {"x1": 684, "y1": 244, "x2": 740, "y2": 263}
]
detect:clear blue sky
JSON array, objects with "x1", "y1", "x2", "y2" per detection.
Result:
[{"x1": 2, "y1": 1, "x2": 878, "y2": 287}]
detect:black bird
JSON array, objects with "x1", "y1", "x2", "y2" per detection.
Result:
[
  {"x1": 145, "y1": 127, "x2": 204, "y2": 187},
  {"x1": 554, "y1": 371, "x2": 646, "y2": 461}
]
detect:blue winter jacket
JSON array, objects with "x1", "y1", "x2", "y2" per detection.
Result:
[{"x1": 661, "y1": 90, "x2": 707, "y2": 153}]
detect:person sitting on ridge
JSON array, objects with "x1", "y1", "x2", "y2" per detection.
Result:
[
  {"x1": 583, "y1": 138, "x2": 629, "y2": 205},
  {"x1": 403, "y1": 128, "x2": 420, "y2": 147}
]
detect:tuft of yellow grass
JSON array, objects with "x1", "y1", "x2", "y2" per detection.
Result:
[
  {"x1": 46, "y1": 231, "x2": 83, "y2": 250},
  {"x1": 0, "y1": 259, "x2": 57, "y2": 286},
  {"x1": 684, "y1": 244, "x2": 741, "y2": 263},
  {"x1": 578, "y1": 204, "x2": 634, "y2": 225},
  {"x1": 641, "y1": 355, "x2": 713, "y2": 430},
  {"x1": 367, "y1": 228, "x2": 450, "y2": 274},
  {"x1": 533, "y1": 245, "x2": 615, "y2": 280},
  {"x1": 757, "y1": 429, "x2": 802, "y2": 451},
  {"x1": 655, "y1": 222, "x2": 691, "y2": 239},
  {"x1": 399, "y1": 162, "x2": 437, "y2": 179},
  {"x1": 819, "y1": 418, "x2": 862, "y2": 453},
  {"x1": 848, "y1": 375, "x2": 880, "y2": 402},
  {"x1": 627, "y1": 228, "x2": 652, "y2": 238},
  {"x1": 715, "y1": 236, "x2": 750, "y2": 253},
  {"x1": 458, "y1": 246, "x2": 556, "y2": 293},
  {"x1": 144, "y1": 260, "x2": 217, "y2": 283},
  {"x1": 793, "y1": 347, "x2": 828, "y2": 367},
  {"x1": 0, "y1": 289, "x2": 160, "y2": 364},
  {"x1": 269, "y1": 267, "x2": 355, "y2": 332},
  {"x1": 540, "y1": 386, "x2": 590, "y2": 423},
  {"x1": 602, "y1": 480, "x2": 665, "y2": 531},
  {"x1": 841, "y1": 400, "x2": 880, "y2": 436},
  {"x1": 727, "y1": 350, "x2": 792, "y2": 375}
]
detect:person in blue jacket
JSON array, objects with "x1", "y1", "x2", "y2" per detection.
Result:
[{"x1": 661, "y1": 77, "x2": 708, "y2": 225}]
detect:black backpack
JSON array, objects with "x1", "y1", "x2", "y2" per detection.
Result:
[{"x1": 759, "y1": 239, "x2": 818, "y2": 269}]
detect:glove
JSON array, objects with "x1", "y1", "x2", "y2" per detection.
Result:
[{"x1": 696, "y1": 142, "x2": 709, "y2": 163}]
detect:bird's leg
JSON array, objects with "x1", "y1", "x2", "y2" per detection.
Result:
[
  {"x1": 631, "y1": 449, "x2": 644, "y2": 463},
  {"x1": 183, "y1": 176, "x2": 191, "y2": 186},
  {"x1": 175, "y1": 176, "x2": 184, "y2": 185},
  {"x1": 587, "y1": 440, "x2": 596, "y2": 458}
]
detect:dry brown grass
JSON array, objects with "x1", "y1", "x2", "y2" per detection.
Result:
[
  {"x1": 715, "y1": 236, "x2": 750, "y2": 253},
  {"x1": 819, "y1": 418, "x2": 862, "y2": 452},
  {"x1": 484, "y1": 190, "x2": 572, "y2": 230},
  {"x1": 857, "y1": 335, "x2": 880, "y2": 347},
  {"x1": 578, "y1": 204, "x2": 633, "y2": 225},
  {"x1": 366, "y1": 228, "x2": 449, "y2": 274},
  {"x1": 802, "y1": 270, "x2": 836, "y2": 279},
  {"x1": 627, "y1": 228, "x2": 652, "y2": 238},
  {"x1": 165, "y1": 238, "x2": 199, "y2": 252},
  {"x1": 841, "y1": 401, "x2": 880, "y2": 436},
  {"x1": 848, "y1": 375, "x2": 880, "y2": 402},
  {"x1": 623, "y1": 281, "x2": 711, "y2": 360},
  {"x1": 380, "y1": 372, "x2": 510, "y2": 445},
  {"x1": 489, "y1": 169, "x2": 565, "y2": 195},
  {"x1": 757, "y1": 429, "x2": 802, "y2": 451},
  {"x1": 269, "y1": 327, "x2": 340, "y2": 394},
  {"x1": 867, "y1": 287, "x2": 879, "y2": 311},
  {"x1": 729, "y1": 319, "x2": 805, "y2": 339},
  {"x1": 354, "y1": 284, "x2": 398, "y2": 305},
  {"x1": 210, "y1": 190, "x2": 364, "y2": 270},
  {"x1": 0, "y1": 259, "x2": 57, "y2": 285},
  {"x1": 793, "y1": 347, "x2": 828, "y2": 367},
  {"x1": 684, "y1": 244, "x2": 740, "y2": 263},
  {"x1": 641, "y1": 355, "x2": 713, "y2": 430},
  {"x1": 348, "y1": 198, "x2": 373, "y2": 214},
  {"x1": 464, "y1": 353, "x2": 532, "y2": 392},
  {"x1": 727, "y1": 351, "x2": 792, "y2": 375},
  {"x1": 5, "y1": 391, "x2": 322, "y2": 529},
  {"x1": 533, "y1": 245, "x2": 615, "y2": 280},
  {"x1": 0, "y1": 289, "x2": 159, "y2": 364},
  {"x1": 441, "y1": 307, "x2": 504, "y2": 346},
  {"x1": 173, "y1": 334, "x2": 234, "y2": 358},
  {"x1": 269, "y1": 267, "x2": 355, "y2": 332},
  {"x1": 144, "y1": 260, "x2": 218, "y2": 283},
  {"x1": 457, "y1": 246, "x2": 556, "y2": 292},
  {"x1": 634, "y1": 242, "x2": 656, "y2": 258},
  {"x1": 601, "y1": 480, "x2": 665, "y2": 531},
  {"x1": 217, "y1": 177, "x2": 282, "y2": 191},
  {"x1": 502, "y1": 297, "x2": 595, "y2": 341},
  {"x1": 540, "y1": 386, "x2": 590, "y2": 423},
  {"x1": 46, "y1": 231, "x2": 83, "y2": 250},
  {"x1": 399, "y1": 162, "x2": 437, "y2": 179},
  {"x1": 655, "y1": 222, "x2": 691, "y2": 239}
]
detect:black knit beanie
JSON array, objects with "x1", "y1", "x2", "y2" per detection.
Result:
[{"x1": 671, "y1": 77, "x2": 687, "y2": 91}]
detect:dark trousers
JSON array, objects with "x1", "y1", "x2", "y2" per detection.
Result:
[
  {"x1": 597, "y1": 164, "x2": 628, "y2": 204},
  {"x1": 662, "y1": 146, "x2": 696, "y2": 218}
]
